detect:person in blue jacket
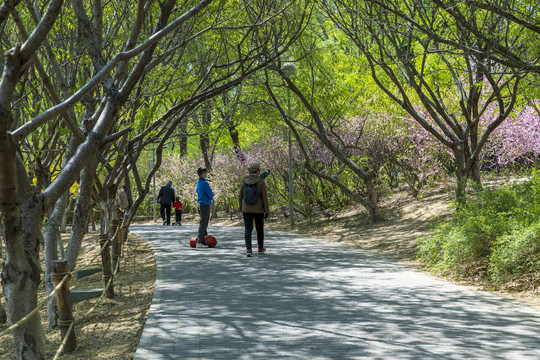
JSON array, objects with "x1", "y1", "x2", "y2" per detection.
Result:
[{"x1": 196, "y1": 167, "x2": 214, "y2": 246}]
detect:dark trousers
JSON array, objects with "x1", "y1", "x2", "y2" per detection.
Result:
[
  {"x1": 243, "y1": 213, "x2": 264, "y2": 250},
  {"x1": 160, "y1": 204, "x2": 171, "y2": 225},
  {"x1": 198, "y1": 203, "x2": 211, "y2": 240},
  {"x1": 175, "y1": 209, "x2": 182, "y2": 223}
]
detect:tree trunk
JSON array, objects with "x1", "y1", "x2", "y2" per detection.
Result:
[
  {"x1": 1, "y1": 154, "x2": 46, "y2": 360},
  {"x1": 44, "y1": 228, "x2": 60, "y2": 330},
  {"x1": 96, "y1": 199, "x2": 111, "y2": 238},
  {"x1": 0, "y1": 220, "x2": 4, "y2": 324},
  {"x1": 228, "y1": 124, "x2": 245, "y2": 162},
  {"x1": 60, "y1": 197, "x2": 76, "y2": 233},
  {"x1": 455, "y1": 173, "x2": 467, "y2": 208},
  {"x1": 51, "y1": 260, "x2": 77, "y2": 353},
  {"x1": 365, "y1": 177, "x2": 380, "y2": 222},
  {"x1": 0, "y1": 217, "x2": 6, "y2": 321},
  {"x1": 91, "y1": 206, "x2": 96, "y2": 232},
  {"x1": 65, "y1": 157, "x2": 98, "y2": 272},
  {"x1": 2, "y1": 254, "x2": 45, "y2": 360},
  {"x1": 200, "y1": 133, "x2": 211, "y2": 170},
  {"x1": 0, "y1": 300, "x2": 6, "y2": 324},
  {"x1": 44, "y1": 192, "x2": 71, "y2": 329},
  {"x1": 454, "y1": 147, "x2": 468, "y2": 208},
  {"x1": 221, "y1": 90, "x2": 244, "y2": 162},
  {"x1": 44, "y1": 132, "x2": 82, "y2": 328},
  {"x1": 471, "y1": 159, "x2": 482, "y2": 191},
  {"x1": 1, "y1": 43, "x2": 48, "y2": 360}
]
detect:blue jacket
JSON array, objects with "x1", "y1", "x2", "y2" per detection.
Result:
[{"x1": 196, "y1": 178, "x2": 214, "y2": 206}]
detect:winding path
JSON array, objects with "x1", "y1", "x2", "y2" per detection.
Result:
[{"x1": 131, "y1": 224, "x2": 540, "y2": 359}]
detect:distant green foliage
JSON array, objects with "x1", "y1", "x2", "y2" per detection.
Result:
[{"x1": 418, "y1": 171, "x2": 540, "y2": 288}]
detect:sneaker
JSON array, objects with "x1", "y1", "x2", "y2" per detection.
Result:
[
  {"x1": 258, "y1": 247, "x2": 266, "y2": 255},
  {"x1": 246, "y1": 249, "x2": 253, "y2": 257},
  {"x1": 163, "y1": 220, "x2": 167, "y2": 225},
  {"x1": 196, "y1": 241, "x2": 205, "y2": 248}
]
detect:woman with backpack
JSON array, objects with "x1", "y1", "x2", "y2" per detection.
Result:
[{"x1": 239, "y1": 163, "x2": 269, "y2": 257}]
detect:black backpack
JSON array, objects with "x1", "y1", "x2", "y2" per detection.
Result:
[{"x1": 243, "y1": 183, "x2": 258, "y2": 205}]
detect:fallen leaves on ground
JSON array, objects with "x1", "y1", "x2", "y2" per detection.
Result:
[{"x1": 0, "y1": 232, "x2": 155, "y2": 360}]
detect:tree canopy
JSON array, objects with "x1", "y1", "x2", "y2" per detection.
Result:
[{"x1": 1, "y1": 1, "x2": 539, "y2": 359}]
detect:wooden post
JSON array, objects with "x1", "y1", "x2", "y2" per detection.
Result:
[
  {"x1": 52, "y1": 260, "x2": 77, "y2": 353},
  {"x1": 99, "y1": 234, "x2": 115, "y2": 298},
  {"x1": 111, "y1": 219, "x2": 121, "y2": 273}
]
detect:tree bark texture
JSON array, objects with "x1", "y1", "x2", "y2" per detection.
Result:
[
  {"x1": 99, "y1": 235, "x2": 115, "y2": 299},
  {"x1": 60, "y1": 197, "x2": 76, "y2": 233},
  {"x1": 44, "y1": 192, "x2": 70, "y2": 329},
  {"x1": 0, "y1": 217, "x2": 6, "y2": 324},
  {"x1": 111, "y1": 219, "x2": 121, "y2": 273},
  {"x1": 65, "y1": 157, "x2": 98, "y2": 272},
  {"x1": 51, "y1": 260, "x2": 77, "y2": 353},
  {"x1": 0, "y1": 300, "x2": 6, "y2": 324},
  {"x1": 1, "y1": 124, "x2": 46, "y2": 360}
]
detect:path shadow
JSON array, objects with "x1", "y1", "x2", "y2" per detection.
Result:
[{"x1": 132, "y1": 225, "x2": 540, "y2": 360}]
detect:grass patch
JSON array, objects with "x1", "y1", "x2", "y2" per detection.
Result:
[{"x1": 418, "y1": 171, "x2": 540, "y2": 290}]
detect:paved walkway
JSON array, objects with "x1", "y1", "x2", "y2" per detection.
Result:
[{"x1": 131, "y1": 224, "x2": 540, "y2": 359}]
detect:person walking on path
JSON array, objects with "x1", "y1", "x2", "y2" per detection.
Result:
[
  {"x1": 158, "y1": 180, "x2": 175, "y2": 226},
  {"x1": 173, "y1": 197, "x2": 183, "y2": 225},
  {"x1": 117, "y1": 184, "x2": 129, "y2": 218},
  {"x1": 196, "y1": 167, "x2": 214, "y2": 246},
  {"x1": 239, "y1": 163, "x2": 269, "y2": 257}
]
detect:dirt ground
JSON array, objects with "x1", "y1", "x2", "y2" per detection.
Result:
[
  {"x1": 0, "y1": 232, "x2": 155, "y2": 360},
  {"x1": 1, "y1": 186, "x2": 539, "y2": 359},
  {"x1": 266, "y1": 190, "x2": 454, "y2": 263}
]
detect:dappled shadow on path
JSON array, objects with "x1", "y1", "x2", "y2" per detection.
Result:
[{"x1": 132, "y1": 225, "x2": 540, "y2": 360}]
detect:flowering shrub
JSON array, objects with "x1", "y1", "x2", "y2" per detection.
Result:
[
  {"x1": 152, "y1": 130, "x2": 357, "y2": 219},
  {"x1": 151, "y1": 113, "x2": 451, "y2": 218},
  {"x1": 481, "y1": 104, "x2": 540, "y2": 171},
  {"x1": 380, "y1": 117, "x2": 448, "y2": 196},
  {"x1": 154, "y1": 134, "x2": 295, "y2": 214},
  {"x1": 325, "y1": 113, "x2": 448, "y2": 197},
  {"x1": 147, "y1": 102, "x2": 539, "y2": 219}
]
